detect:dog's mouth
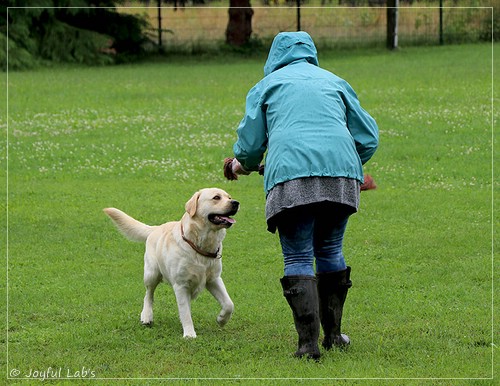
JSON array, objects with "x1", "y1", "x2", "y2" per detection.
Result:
[{"x1": 208, "y1": 210, "x2": 238, "y2": 228}]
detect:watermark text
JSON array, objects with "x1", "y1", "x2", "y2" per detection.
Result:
[{"x1": 10, "y1": 367, "x2": 96, "y2": 381}]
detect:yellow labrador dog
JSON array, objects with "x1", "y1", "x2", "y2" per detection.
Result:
[{"x1": 104, "y1": 188, "x2": 239, "y2": 338}]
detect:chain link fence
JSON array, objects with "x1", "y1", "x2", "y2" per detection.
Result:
[{"x1": 120, "y1": 0, "x2": 494, "y2": 52}]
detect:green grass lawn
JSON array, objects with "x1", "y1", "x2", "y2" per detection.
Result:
[{"x1": 3, "y1": 43, "x2": 498, "y2": 384}]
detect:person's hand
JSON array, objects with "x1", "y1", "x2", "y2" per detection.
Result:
[
  {"x1": 232, "y1": 159, "x2": 251, "y2": 176},
  {"x1": 360, "y1": 174, "x2": 377, "y2": 191}
]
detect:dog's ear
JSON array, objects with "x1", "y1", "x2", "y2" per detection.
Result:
[{"x1": 185, "y1": 191, "x2": 201, "y2": 217}]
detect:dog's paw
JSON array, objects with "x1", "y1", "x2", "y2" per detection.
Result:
[
  {"x1": 183, "y1": 331, "x2": 197, "y2": 339},
  {"x1": 141, "y1": 321, "x2": 153, "y2": 328},
  {"x1": 141, "y1": 309, "x2": 154, "y2": 326},
  {"x1": 217, "y1": 313, "x2": 232, "y2": 327}
]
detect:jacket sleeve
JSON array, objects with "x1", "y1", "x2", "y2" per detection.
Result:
[
  {"x1": 233, "y1": 84, "x2": 268, "y2": 171},
  {"x1": 341, "y1": 81, "x2": 379, "y2": 165}
]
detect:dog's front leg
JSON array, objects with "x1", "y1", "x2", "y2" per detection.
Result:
[
  {"x1": 206, "y1": 278, "x2": 234, "y2": 327},
  {"x1": 173, "y1": 284, "x2": 196, "y2": 338}
]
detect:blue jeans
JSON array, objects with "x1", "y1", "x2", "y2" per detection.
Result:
[{"x1": 276, "y1": 203, "x2": 352, "y2": 276}]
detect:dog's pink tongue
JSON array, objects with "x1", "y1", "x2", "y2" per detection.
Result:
[{"x1": 222, "y1": 216, "x2": 236, "y2": 224}]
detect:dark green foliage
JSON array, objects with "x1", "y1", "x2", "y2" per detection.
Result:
[
  {"x1": 2, "y1": 0, "x2": 150, "y2": 70},
  {"x1": 55, "y1": 5, "x2": 149, "y2": 56}
]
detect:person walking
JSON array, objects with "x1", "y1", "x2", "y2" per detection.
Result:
[{"x1": 224, "y1": 31, "x2": 379, "y2": 360}]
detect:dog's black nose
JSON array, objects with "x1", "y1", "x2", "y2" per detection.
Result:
[{"x1": 231, "y1": 200, "x2": 240, "y2": 209}]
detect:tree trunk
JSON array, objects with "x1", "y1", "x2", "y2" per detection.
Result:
[
  {"x1": 386, "y1": 0, "x2": 399, "y2": 50},
  {"x1": 226, "y1": 0, "x2": 253, "y2": 47}
]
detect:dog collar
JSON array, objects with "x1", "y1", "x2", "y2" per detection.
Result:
[{"x1": 180, "y1": 223, "x2": 221, "y2": 259}]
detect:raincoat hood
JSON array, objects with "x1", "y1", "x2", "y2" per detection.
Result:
[{"x1": 263, "y1": 31, "x2": 319, "y2": 77}]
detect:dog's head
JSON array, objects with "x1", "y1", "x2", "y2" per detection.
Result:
[{"x1": 185, "y1": 188, "x2": 239, "y2": 228}]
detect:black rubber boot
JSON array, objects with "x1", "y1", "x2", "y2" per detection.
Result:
[
  {"x1": 280, "y1": 276, "x2": 321, "y2": 360},
  {"x1": 316, "y1": 266, "x2": 352, "y2": 349}
]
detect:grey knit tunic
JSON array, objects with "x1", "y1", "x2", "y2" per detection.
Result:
[{"x1": 266, "y1": 177, "x2": 360, "y2": 233}]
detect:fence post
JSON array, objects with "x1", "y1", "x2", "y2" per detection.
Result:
[
  {"x1": 439, "y1": 0, "x2": 444, "y2": 45},
  {"x1": 297, "y1": 0, "x2": 301, "y2": 31},
  {"x1": 387, "y1": 0, "x2": 399, "y2": 50},
  {"x1": 157, "y1": 0, "x2": 163, "y2": 48}
]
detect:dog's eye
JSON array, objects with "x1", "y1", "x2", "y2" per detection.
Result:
[{"x1": 213, "y1": 195, "x2": 221, "y2": 200}]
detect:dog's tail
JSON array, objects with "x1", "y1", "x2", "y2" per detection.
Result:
[{"x1": 103, "y1": 208, "x2": 155, "y2": 243}]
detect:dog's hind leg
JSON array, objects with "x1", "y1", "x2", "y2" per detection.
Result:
[
  {"x1": 141, "y1": 260, "x2": 162, "y2": 326},
  {"x1": 141, "y1": 282, "x2": 160, "y2": 326},
  {"x1": 206, "y1": 278, "x2": 234, "y2": 327}
]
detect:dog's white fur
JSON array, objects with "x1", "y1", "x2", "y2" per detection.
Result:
[{"x1": 104, "y1": 188, "x2": 238, "y2": 338}]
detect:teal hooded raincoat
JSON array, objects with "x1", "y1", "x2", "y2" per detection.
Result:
[{"x1": 233, "y1": 32, "x2": 379, "y2": 195}]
